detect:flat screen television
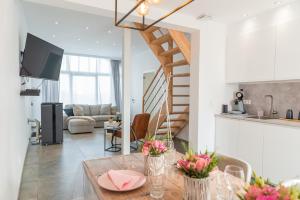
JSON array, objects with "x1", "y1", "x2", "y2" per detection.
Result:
[{"x1": 20, "y1": 33, "x2": 64, "y2": 81}]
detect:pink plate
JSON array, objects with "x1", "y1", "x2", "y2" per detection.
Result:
[{"x1": 97, "y1": 170, "x2": 146, "y2": 192}]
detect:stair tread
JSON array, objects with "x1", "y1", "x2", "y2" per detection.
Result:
[
  {"x1": 159, "y1": 125, "x2": 181, "y2": 129},
  {"x1": 144, "y1": 26, "x2": 159, "y2": 33},
  {"x1": 151, "y1": 34, "x2": 171, "y2": 45},
  {"x1": 172, "y1": 73, "x2": 190, "y2": 78},
  {"x1": 165, "y1": 60, "x2": 188, "y2": 68},
  {"x1": 160, "y1": 47, "x2": 181, "y2": 57},
  {"x1": 173, "y1": 84, "x2": 190, "y2": 87},
  {"x1": 173, "y1": 103, "x2": 189, "y2": 106},
  {"x1": 171, "y1": 111, "x2": 189, "y2": 114},
  {"x1": 169, "y1": 119, "x2": 186, "y2": 122},
  {"x1": 172, "y1": 94, "x2": 190, "y2": 97}
]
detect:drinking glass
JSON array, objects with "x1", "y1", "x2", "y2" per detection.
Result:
[{"x1": 224, "y1": 165, "x2": 245, "y2": 200}]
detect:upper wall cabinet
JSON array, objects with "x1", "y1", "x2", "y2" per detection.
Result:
[
  {"x1": 226, "y1": 27, "x2": 276, "y2": 83},
  {"x1": 275, "y1": 19, "x2": 300, "y2": 80}
]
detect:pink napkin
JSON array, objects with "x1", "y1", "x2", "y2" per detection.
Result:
[{"x1": 107, "y1": 170, "x2": 141, "y2": 190}]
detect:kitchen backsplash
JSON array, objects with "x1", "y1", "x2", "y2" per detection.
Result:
[{"x1": 239, "y1": 82, "x2": 300, "y2": 118}]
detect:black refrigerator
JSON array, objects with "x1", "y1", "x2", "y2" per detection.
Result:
[{"x1": 41, "y1": 103, "x2": 63, "y2": 145}]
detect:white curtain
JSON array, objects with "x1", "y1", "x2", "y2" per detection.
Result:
[
  {"x1": 59, "y1": 55, "x2": 117, "y2": 105},
  {"x1": 42, "y1": 80, "x2": 60, "y2": 102}
]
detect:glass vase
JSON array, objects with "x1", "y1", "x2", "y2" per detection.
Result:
[
  {"x1": 163, "y1": 138, "x2": 176, "y2": 167},
  {"x1": 148, "y1": 155, "x2": 165, "y2": 199},
  {"x1": 144, "y1": 155, "x2": 148, "y2": 176},
  {"x1": 183, "y1": 176, "x2": 211, "y2": 200}
]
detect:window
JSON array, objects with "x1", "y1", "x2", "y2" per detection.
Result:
[{"x1": 59, "y1": 55, "x2": 116, "y2": 105}]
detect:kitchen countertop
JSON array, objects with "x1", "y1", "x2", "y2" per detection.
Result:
[{"x1": 216, "y1": 113, "x2": 300, "y2": 128}]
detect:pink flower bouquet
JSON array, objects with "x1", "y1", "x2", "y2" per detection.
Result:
[
  {"x1": 238, "y1": 173, "x2": 300, "y2": 200},
  {"x1": 177, "y1": 149, "x2": 218, "y2": 179},
  {"x1": 142, "y1": 140, "x2": 167, "y2": 156}
]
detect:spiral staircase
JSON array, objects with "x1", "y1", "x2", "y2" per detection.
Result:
[{"x1": 136, "y1": 23, "x2": 191, "y2": 137}]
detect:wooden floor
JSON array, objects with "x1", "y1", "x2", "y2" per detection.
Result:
[{"x1": 18, "y1": 128, "x2": 187, "y2": 200}]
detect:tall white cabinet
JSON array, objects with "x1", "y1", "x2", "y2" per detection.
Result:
[
  {"x1": 226, "y1": 28, "x2": 276, "y2": 83},
  {"x1": 226, "y1": 17, "x2": 300, "y2": 83},
  {"x1": 275, "y1": 19, "x2": 300, "y2": 80},
  {"x1": 215, "y1": 116, "x2": 300, "y2": 183}
]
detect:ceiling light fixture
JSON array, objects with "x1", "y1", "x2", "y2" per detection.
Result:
[
  {"x1": 86, "y1": 26, "x2": 89, "y2": 30},
  {"x1": 77, "y1": 38, "x2": 81, "y2": 41},
  {"x1": 243, "y1": 13, "x2": 249, "y2": 17},
  {"x1": 54, "y1": 21, "x2": 59, "y2": 25},
  {"x1": 108, "y1": 30, "x2": 112, "y2": 34},
  {"x1": 52, "y1": 34, "x2": 56, "y2": 38},
  {"x1": 115, "y1": 0, "x2": 194, "y2": 31}
]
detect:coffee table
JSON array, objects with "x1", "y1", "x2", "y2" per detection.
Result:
[{"x1": 103, "y1": 121, "x2": 121, "y2": 152}]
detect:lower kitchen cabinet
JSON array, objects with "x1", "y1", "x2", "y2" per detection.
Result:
[
  {"x1": 263, "y1": 124, "x2": 300, "y2": 183},
  {"x1": 215, "y1": 116, "x2": 300, "y2": 183}
]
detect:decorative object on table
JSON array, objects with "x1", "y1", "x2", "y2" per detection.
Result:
[
  {"x1": 237, "y1": 173, "x2": 300, "y2": 200},
  {"x1": 177, "y1": 148, "x2": 218, "y2": 200},
  {"x1": 114, "y1": 0, "x2": 194, "y2": 31},
  {"x1": 108, "y1": 117, "x2": 113, "y2": 123},
  {"x1": 115, "y1": 112, "x2": 122, "y2": 122},
  {"x1": 97, "y1": 170, "x2": 146, "y2": 192},
  {"x1": 142, "y1": 139, "x2": 167, "y2": 199},
  {"x1": 224, "y1": 165, "x2": 245, "y2": 200}
]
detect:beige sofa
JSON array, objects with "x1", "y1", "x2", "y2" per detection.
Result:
[{"x1": 63, "y1": 104, "x2": 117, "y2": 132}]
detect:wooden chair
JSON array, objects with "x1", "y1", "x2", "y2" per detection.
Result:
[
  {"x1": 217, "y1": 153, "x2": 252, "y2": 183},
  {"x1": 112, "y1": 113, "x2": 150, "y2": 150}
]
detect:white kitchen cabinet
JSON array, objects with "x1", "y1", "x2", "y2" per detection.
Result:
[
  {"x1": 215, "y1": 117, "x2": 239, "y2": 157},
  {"x1": 226, "y1": 27, "x2": 276, "y2": 83},
  {"x1": 263, "y1": 124, "x2": 300, "y2": 183},
  {"x1": 236, "y1": 121, "x2": 264, "y2": 176},
  {"x1": 275, "y1": 19, "x2": 300, "y2": 80}
]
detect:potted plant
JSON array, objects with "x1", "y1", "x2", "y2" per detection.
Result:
[
  {"x1": 177, "y1": 148, "x2": 218, "y2": 200},
  {"x1": 237, "y1": 173, "x2": 300, "y2": 200},
  {"x1": 142, "y1": 139, "x2": 167, "y2": 199}
]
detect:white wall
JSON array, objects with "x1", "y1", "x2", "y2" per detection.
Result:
[
  {"x1": 0, "y1": 0, "x2": 31, "y2": 199},
  {"x1": 189, "y1": 22, "x2": 238, "y2": 152},
  {"x1": 130, "y1": 48, "x2": 160, "y2": 118}
]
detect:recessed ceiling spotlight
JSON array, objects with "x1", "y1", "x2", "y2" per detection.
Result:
[
  {"x1": 52, "y1": 34, "x2": 56, "y2": 38},
  {"x1": 54, "y1": 21, "x2": 59, "y2": 25},
  {"x1": 77, "y1": 38, "x2": 81, "y2": 41},
  {"x1": 243, "y1": 13, "x2": 249, "y2": 17},
  {"x1": 108, "y1": 30, "x2": 112, "y2": 34},
  {"x1": 196, "y1": 14, "x2": 212, "y2": 20},
  {"x1": 86, "y1": 26, "x2": 89, "y2": 30},
  {"x1": 274, "y1": 1, "x2": 282, "y2": 5}
]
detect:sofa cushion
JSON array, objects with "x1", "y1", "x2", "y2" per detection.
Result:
[
  {"x1": 73, "y1": 105, "x2": 84, "y2": 116},
  {"x1": 92, "y1": 115, "x2": 115, "y2": 122},
  {"x1": 63, "y1": 108, "x2": 74, "y2": 117},
  {"x1": 100, "y1": 104, "x2": 111, "y2": 115},
  {"x1": 80, "y1": 105, "x2": 91, "y2": 116},
  {"x1": 90, "y1": 105, "x2": 101, "y2": 116},
  {"x1": 111, "y1": 106, "x2": 117, "y2": 115}
]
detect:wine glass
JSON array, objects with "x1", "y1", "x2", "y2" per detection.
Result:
[{"x1": 224, "y1": 165, "x2": 245, "y2": 200}]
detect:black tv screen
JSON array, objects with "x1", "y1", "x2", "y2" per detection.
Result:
[{"x1": 21, "y1": 33, "x2": 64, "y2": 81}]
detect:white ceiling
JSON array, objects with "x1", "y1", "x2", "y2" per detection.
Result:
[
  {"x1": 159, "y1": 0, "x2": 297, "y2": 23},
  {"x1": 22, "y1": 2, "x2": 148, "y2": 59}
]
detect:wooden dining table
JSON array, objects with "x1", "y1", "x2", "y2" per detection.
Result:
[{"x1": 82, "y1": 152, "x2": 229, "y2": 200}]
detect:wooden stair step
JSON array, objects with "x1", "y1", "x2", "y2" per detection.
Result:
[
  {"x1": 171, "y1": 111, "x2": 189, "y2": 115},
  {"x1": 172, "y1": 73, "x2": 190, "y2": 78},
  {"x1": 144, "y1": 26, "x2": 160, "y2": 33},
  {"x1": 173, "y1": 94, "x2": 190, "y2": 97},
  {"x1": 168, "y1": 119, "x2": 186, "y2": 122},
  {"x1": 173, "y1": 103, "x2": 189, "y2": 107},
  {"x1": 159, "y1": 125, "x2": 181, "y2": 129},
  {"x1": 156, "y1": 131, "x2": 175, "y2": 135},
  {"x1": 173, "y1": 84, "x2": 190, "y2": 88},
  {"x1": 151, "y1": 34, "x2": 171, "y2": 45},
  {"x1": 165, "y1": 60, "x2": 188, "y2": 68},
  {"x1": 160, "y1": 47, "x2": 181, "y2": 57}
]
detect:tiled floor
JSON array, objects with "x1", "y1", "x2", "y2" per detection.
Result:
[
  {"x1": 19, "y1": 128, "x2": 120, "y2": 200},
  {"x1": 19, "y1": 129, "x2": 187, "y2": 200}
]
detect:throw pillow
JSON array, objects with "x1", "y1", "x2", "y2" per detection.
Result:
[
  {"x1": 90, "y1": 105, "x2": 101, "y2": 116},
  {"x1": 73, "y1": 106, "x2": 84, "y2": 116},
  {"x1": 100, "y1": 104, "x2": 112, "y2": 115},
  {"x1": 63, "y1": 108, "x2": 74, "y2": 117}
]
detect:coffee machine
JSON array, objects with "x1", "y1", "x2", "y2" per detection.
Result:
[{"x1": 230, "y1": 89, "x2": 246, "y2": 114}]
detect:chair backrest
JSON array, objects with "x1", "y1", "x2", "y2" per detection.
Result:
[
  {"x1": 217, "y1": 153, "x2": 252, "y2": 183},
  {"x1": 131, "y1": 113, "x2": 150, "y2": 140}
]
